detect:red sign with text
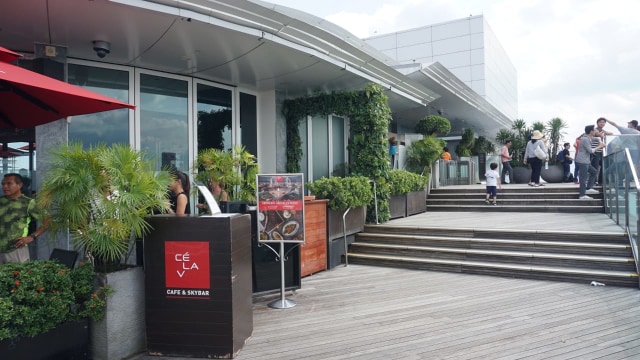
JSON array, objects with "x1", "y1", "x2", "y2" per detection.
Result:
[{"x1": 164, "y1": 241, "x2": 211, "y2": 299}]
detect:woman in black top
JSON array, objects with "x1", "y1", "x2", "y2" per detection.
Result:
[{"x1": 169, "y1": 171, "x2": 191, "y2": 215}]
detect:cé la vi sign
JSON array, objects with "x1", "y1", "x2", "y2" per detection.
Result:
[{"x1": 164, "y1": 241, "x2": 211, "y2": 299}]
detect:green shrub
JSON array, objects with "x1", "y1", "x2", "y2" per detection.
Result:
[
  {"x1": 307, "y1": 176, "x2": 373, "y2": 210},
  {"x1": 388, "y1": 170, "x2": 428, "y2": 195},
  {"x1": 0, "y1": 260, "x2": 112, "y2": 340}
]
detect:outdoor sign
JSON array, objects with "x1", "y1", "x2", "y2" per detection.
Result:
[
  {"x1": 256, "y1": 174, "x2": 305, "y2": 243},
  {"x1": 164, "y1": 241, "x2": 211, "y2": 299}
]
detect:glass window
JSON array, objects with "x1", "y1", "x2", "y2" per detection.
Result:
[
  {"x1": 196, "y1": 83, "x2": 232, "y2": 152},
  {"x1": 331, "y1": 116, "x2": 346, "y2": 176},
  {"x1": 140, "y1": 74, "x2": 188, "y2": 171},
  {"x1": 311, "y1": 115, "x2": 329, "y2": 181},
  {"x1": 67, "y1": 64, "x2": 129, "y2": 147},
  {"x1": 240, "y1": 92, "x2": 257, "y2": 157}
]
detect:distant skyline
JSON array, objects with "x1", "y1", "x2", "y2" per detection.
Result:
[{"x1": 266, "y1": 0, "x2": 639, "y2": 142}]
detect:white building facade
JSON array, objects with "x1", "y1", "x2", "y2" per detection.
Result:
[{"x1": 364, "y1": 15, "x2": 518, "y2": 121}]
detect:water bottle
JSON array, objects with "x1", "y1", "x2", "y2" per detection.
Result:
[{"x1": 545, "y1": 160, "x2": 548, "y2": 170}]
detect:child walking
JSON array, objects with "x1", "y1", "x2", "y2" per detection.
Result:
[{"x1": 485, "y1": 162, "x2": 502, "y2": 205}]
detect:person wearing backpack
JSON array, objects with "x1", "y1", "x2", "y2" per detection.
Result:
[{"x1": 557, "y1": 142, "x2": 573, "y2": 182}]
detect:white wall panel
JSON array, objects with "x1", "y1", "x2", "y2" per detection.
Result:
[
  {"x1": 470, "y1": 48, "x2": 484, "y2": 65},
  {"x1": 433, "y1": 52, "x2": 471, "y2": 68},
  {"x1": 470, "y1": 33, "x2": 484, "y2": 49},
  {"x1": 471, "y1": 79, "x2": 486, "y2": 96},
  {"x1": 432, "y1": 19, "x2": 471, "y2": 41},
  {"x1": 365, "y1": 35, "x2": 397, "y2": 51},
  {"x1": 397, "y1": 27, "x2": 431, "y2": 47},
  {"x1": 471, "y1": 64, "x2": 485, "y2": 81},
  {"x1": 449, "y1": 66, "x2": 472, "y2": 82},
  {"x1": 432, "y1": 35, "x2": 470, "y2": 55},
  {"x1": 397, "y1": 42, "x2": 433, "y2": 61},
  {"x1": 469, "y1": 16, "x2": 484, "y2": 34}
]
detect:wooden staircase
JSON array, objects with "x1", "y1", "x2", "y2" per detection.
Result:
[
  {"x1": 427, "y1": 184, "x2": 604, "y2": 212},
  {"x1": 350, "y1": 225, "x2": 637, "y2": 287},
  {"x1": 347, "y1": 184, "x2": 638, "y2": 287}
]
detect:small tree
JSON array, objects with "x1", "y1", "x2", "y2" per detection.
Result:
[
  {"x1": 455, "y1": 128, "x2": 475, "y2": 157},
  {"x1": 471, "y1": 136, "x2": 495, "y2": 155},
  {"x1": 405, "y1": 136, "x2": 445, "y2": 175},
  {"x1": 415, "y1": 115, "x2": 451, "y2": 136}
]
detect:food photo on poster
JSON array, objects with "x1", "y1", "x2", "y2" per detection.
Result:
[{"x1": 256, "y1": 174, "x2": 305, "y2": 243}]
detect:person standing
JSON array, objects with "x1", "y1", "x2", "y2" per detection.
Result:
[
  {"x1": 0, "y1": 173, "x2": 49, "y2": 263},
  {"x1": 606, "y1": 119, "x2": 640, "y2": 135},
  {"x1": 169, "y1": 171, "x2": 191, "y2": 215},
  {"x1": 484, "y1": 162, "x2": 502, "y2": 205},
  {"x1": 389, "y1": 137, "x2": 398, "y2": 169},
  {"x1": 500, "y1": 140, "x2": 513, "y2": 184},
  {"x1": 558, "y1": 142, "x2": 573, "y2": 182},
  {"x1": 576, "y1": 125, "x2": 605, "y2": 199},
  {"x1": 523, "y1": 130, "x2": 547, "y2": 187},
  {"x1": 441, "y1": 146, "x2": 452, "y2": 161}
]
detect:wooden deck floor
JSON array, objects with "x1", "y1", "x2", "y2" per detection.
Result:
[
  {"x1": 235, "y1": 265, "x2": 640, "y2": 360},
  {"x1": 136, "y1": 264, "x2": 640, "y2": 360},
  {"x1": 134, "y1": 192, "x2": 640, "y2": 360}
]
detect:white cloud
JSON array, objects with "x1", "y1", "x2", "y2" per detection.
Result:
[{"x1": 267, "y1": 0, "x2": 640, "y2": 140}]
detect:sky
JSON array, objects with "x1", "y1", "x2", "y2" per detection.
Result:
[{"x1": 266, "y1": 0, "x2": 639, "y2": 144}]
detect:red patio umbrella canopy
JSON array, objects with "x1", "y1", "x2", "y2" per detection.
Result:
[
  {"x1": 0, "y1": 46, "x2": 22, "y2": 63},
  {"x1": 0, "y1": 61, "x2": 135, "y2": 128}
]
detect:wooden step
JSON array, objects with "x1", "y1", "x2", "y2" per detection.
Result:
[
  {"x1": 347, "y1": 253, "x2": 638, "y2": 287},
  {"x1": 355, "y1": 233, "x2": 632, "y2": 256},
  {"x1": 350, "y1": 243, "x2": 636, "y2": 272}
]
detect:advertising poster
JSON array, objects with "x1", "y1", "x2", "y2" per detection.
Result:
[
  {"x1": 256, "y1": 174, "x2": 305, "y2": 243},
  {"x1": 164, "y1": 241, "x2": 211, "y2": 299}
]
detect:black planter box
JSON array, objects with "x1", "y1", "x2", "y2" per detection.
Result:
[
  {"x1": 389, "y1": 194, "x2": 407, "y2": 219},
  {"x1": 0, "y1": 319, "x2": 89, "y2": 360},
  {"x1": 220, "y1": 205, "x2": 301, "y2": 295},
  {"x1": 326, "y1": 206, "x2": 366, "y2": 269},
  {"x1": 406, "y1": 190, "x2": 426, "y2": 216}
]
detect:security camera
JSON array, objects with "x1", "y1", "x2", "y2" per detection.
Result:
[{"x1": 92, "y1": 40, "x2": 111, "y2": 58}]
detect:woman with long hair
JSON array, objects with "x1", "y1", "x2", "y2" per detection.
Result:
[{"x1": 169, "y1": 171, "x2": 191, "y2": 215}]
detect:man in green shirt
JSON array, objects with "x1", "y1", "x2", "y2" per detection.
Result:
[{"x1": 0, "y1": 173, "x2": 48, "y2": 263}]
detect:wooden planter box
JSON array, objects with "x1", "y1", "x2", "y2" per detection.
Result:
[
  {"x1": 406, "y1": 189, "x2": 427, "y2": 216},
  {"x1": 300, "y1": 199, "x2": 328, "y2": 277},
  {"x1": 0, "y1": 319, "x2": 89, "y2": 360},
  {"x1": 326, "y1": 206, "x2": 366, "y2": 269}
]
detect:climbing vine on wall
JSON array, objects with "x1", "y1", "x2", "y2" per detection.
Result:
[{"x1": 281, "y1": 83, "x2": 393, "y2": 222}]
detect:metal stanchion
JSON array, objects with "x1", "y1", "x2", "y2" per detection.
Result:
[{"x1": 268, "y1": 242, "x2": 296, "y2": 309}]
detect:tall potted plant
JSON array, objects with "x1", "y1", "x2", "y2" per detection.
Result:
[
  {"x1": 195, "y1": 145, "x2": 258, "y2": 212},
  {"x1": 37, "y1": 142, "x2": 171, "y2": 360},
  {"x1": 496, "y1": 119, "x2": 532, "y2": 183},
  {"x1": 540, "y1": 117, "x2": 568, "y2": 183}
]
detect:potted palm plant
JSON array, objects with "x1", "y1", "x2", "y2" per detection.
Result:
[
  {"x1": 37, "y1": 142, "x2": 171, "y2": 360},
  {"x1": 540, "y1": 117, "x2": 568, "y2": 183},
  {"x1": 194, "y1": 145, "x2": 258, "y2": 212}
]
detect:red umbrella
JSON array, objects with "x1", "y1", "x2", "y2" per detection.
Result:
[
  {"x1": 0, "y1": 46, "x2": 22, "y2": 63},
  {"x1": 0, "y1": 60, "x2": 135, "y2": 129}
]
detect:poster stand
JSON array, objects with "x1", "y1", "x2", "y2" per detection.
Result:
[
  {"x1": 256, "y1": 173, "x2": 305, "y2": 309},
  {"x1": 267, "y1": 242, "x2": 300, "y2": 309}
]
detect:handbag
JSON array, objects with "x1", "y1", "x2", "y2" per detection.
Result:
[{"x1": 534, "y1": 146, "x2": 546, "y2": 160}]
